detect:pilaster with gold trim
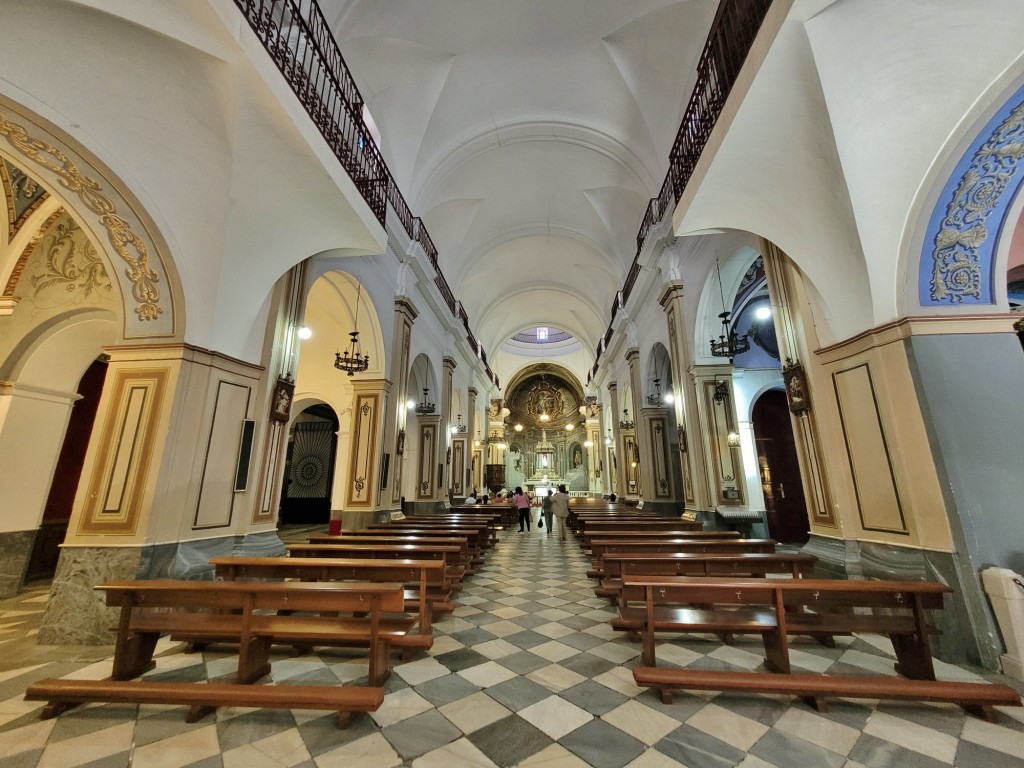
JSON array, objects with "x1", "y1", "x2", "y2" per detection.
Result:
[
  {"x1": 387, "y1": 298, "x2": 418, "y2": 506},
  {"x1": 607, "y1": 381, "x2": 622, "y2": 497},
  {"x1": 441, "y1": 356, "x2": 456, "y2": 499},
  {"x1": 415, "y1": 415, "x2": 441, "y2": 501},
  {"x1": 624, "y1": 348, "x2": 651, "y2": 499},
  {"x1": 344, "y1": 378, "x2": 390, "y2": 511},
  {"x1": 659, "y1": 280, "x2": 711, "y2": 512}
]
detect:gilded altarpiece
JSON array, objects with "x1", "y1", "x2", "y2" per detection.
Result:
[
  {"x1": 344, "y1": 384, "x2": 384, "y2": 509},
  {"x1": 416, "y1": 418, "x2": 439, "y2": 500}
]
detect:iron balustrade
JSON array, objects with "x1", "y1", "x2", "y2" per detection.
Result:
[
  {"x1": 593, "y1": 0, "x2": 772, "y2": 384},
  {"x1": 233, "y1": 0, "x2": 488, "y2": 364}
]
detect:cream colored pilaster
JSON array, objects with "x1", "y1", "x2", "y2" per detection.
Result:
[
  {"x1": 441, "y1": 356, "x2": 456, "y2": 499},
  {"x1": 624, "y1": 347, "x2": 650, "y2": 499},
  {"x1": 40, "y1": 343, "x2": 267, "y2": 643},
  {"x1": 640, "y1": 406, "x2": 679, "y2": 503},
  {"x1": 607, "y1": 381, "x2": 623, "y2": 496},
  {"x1": 414, "y1": 414, "x2": 442, "y2": 501},
  {"x1": 386, "y1": 298, "x2": 418, "y2": 507},
  {"x1": 761, "y1": 241, "x2": 839, "y2": 532},
  {"x1": 584, "y1": 403, "x2": 601, "y2": 494},
  {"x1": 467, "y1": 386, "x2": 479, "y2": 492},
  {"x1": 485, "y1": 398, "x2": 507, "y2": 493},
  {"x1": 343, "y1": 378, "x2": 391, "y2": 513},
  {"x1": 0, "y1": 383, "x2": 78, "y2": 536},
  {"x1": 659, "y1": 280, "x2": 711, "y2": 512},
  {"x1": 692, "y1": 366, "x2": 745, "y2": 509}
]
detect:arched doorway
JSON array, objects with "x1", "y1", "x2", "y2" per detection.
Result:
[
  {"x1": 24, "y1": 357, "x2": 108, "y2": 581},
  {"x1": 279, "y1": 404, "x2": 339, "y2": 524},
  {"x1": 752, "y1": 390, "x2": 808, "y2": 544}
]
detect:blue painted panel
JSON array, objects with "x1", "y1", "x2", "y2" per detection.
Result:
[{"x1": 919, "y1": 84, "x2": 1024, "y2": 306}]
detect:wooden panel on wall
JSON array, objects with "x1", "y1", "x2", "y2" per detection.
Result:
[
  {"x1": 193, "y1": 381, "x2": 250, "y2": 529},
  {"x1": 345, "y1": 392, "x2": 381, "y2": 508},
  {"x1": 451, "y1": 438, "x2": 466, "y2": 496},
  {"x1": 79, "y1": 368, "x2": 168, "y2": 535},
  {"x1": 416, "y1": 422, "x2": 437, "y2": 500},
  {"x1": 646, "y1": 414, "x2": 672, "y2": 499},
  {"x1": 704, "y1": 381, "x2": 744, "y2": 506},
  {"x1": 833, "y1": 364, "x2": 907, "y2": 534}
]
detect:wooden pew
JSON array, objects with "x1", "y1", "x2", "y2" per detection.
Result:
[
  {"x1": 308, "y1": 534, "x2": 471, "y2": 580},
  {"x1": 288, "y1": 542, "x2": 467, "y2": 582},
  {"x1": 581, "y1": 519, "x2": 704, "y2": 536},
  {"x1": 368, "y1": 523, "x2": 490, "y2": 558},
  {"x1": 595, "y1": 552, "x2": 817, "y2": 603},
  {"x1": 588, "y1": 538, "x2": 777, "y2": 578},
  {"x1": 619, "y1": 575, "x2": 1022, "y2": 720},
  {"x1": 25, "y1": 579, "x2": 405, "y2": 727},
  {"x1": 210, "y1": 555, "x2": 448, "y2": 654},
  {"x1": 580, "y1": 529, "x2": 741, "y2": 552}
]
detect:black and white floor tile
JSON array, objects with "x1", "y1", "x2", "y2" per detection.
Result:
[{"x1": 0, "y1": 528, "x2": 1022, "y2": 767}]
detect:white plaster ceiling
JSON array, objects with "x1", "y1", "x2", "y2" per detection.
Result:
[{"x1": 322, "y1": 0, "x2": 719, "y2": 352}]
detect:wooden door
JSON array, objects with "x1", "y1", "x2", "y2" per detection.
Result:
[{"x1": 752, "y1": 390, "x2": 809, "y2": 544}]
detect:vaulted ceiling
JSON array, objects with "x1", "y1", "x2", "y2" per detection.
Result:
[{"x1": 322, "y1": 0, "x2": 719, "y2": 353}]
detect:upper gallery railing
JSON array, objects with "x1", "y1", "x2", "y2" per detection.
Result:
[
  {"x1": 233, "y1": 0, "x2": 494, "y2": 380},
  {"x1": 589, "y1": 0, "x2": 773, "y2": 382}
]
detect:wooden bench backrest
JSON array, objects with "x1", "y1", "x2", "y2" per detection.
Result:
[
  {"x1": 286, "y1": 544, "x2": 459, "y2": 563},
  {"x1": 604, "y1": 553, "x2": 816, "y2": 578},
  {"x1": 211, "y1": 556, "x2": 446, "y2": 584},
  {"x1": 620, "y1": 576, "x2": 949, "y2": 612},
  {"x1": 585, "y1": 531, "x2": 737, "y2": 545},
  {"x1": 584, "y1": 521, "x2": 704, "y2": 532},
  {"x1": 98, "y1": 579, "x2": 407, "y2": 614},
  {"x1": 593, "y1": 539, "x2": 776, "y2": 557},
  {"x1": 310, "y1": 533, "x2": 469, "y2": 552}
]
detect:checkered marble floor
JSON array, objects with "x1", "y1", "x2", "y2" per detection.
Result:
[{"x1": 0, "y1": 530, "x2": 1022, "y2": 767}]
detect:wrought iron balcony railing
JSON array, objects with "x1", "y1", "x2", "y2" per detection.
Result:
[
  {"x1": 593, "y1": 0, "x2": 772, "y2": 374},
  {"x1": 233, "y1": 0, "x2": 495, "y2": 382}
]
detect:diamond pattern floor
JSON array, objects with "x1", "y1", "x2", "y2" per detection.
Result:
[{"x1": 0, "y1": 529, "x2": 1022, "y2": 767}]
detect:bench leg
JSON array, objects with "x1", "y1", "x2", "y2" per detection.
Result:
[
  {"x1": 890, "y1": 634, "x2": 935, "y2": 680},
  {"x1": 112, "y1": 632, "x2": 159, "y2": 680},
  {"x1": 963, "y1": 704, "x2": 999, "y2": 723},
  {"x1": 237, "y1": 637, "x2": 272, "y2": 684},
  {"x1": 336, "y1": 711, "x2": 360, "y2": 729},
  {"x1": 40, "y1": 701, "x2": 80, "y2": 719},
  {"x1": 802, "y1": 696, "x2": 827, "y2": 712},
  {"x1": 762, "y1": 631, "x2": 790, "y2": 674},
  {"x1": 186, "y1": 704, "x2": 217, "y2": 723},
  {"x1": 368, "y1": 640, "x2": 392, "y2": 686},
  {"x1": 641, "y1": 629, "x2": 657, "y2": 667}
]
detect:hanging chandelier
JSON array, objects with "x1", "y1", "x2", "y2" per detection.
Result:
[
  {"x1": 334, "y1": 283, "x2": 370, "y2": 375},
  {"x1": 415, "y1": 387, "x2": 435, "y2": 415},
  {"x1": 646, "y1": 378, "x2": 662, "y2": 405},
  {"x1": 619, "y1": 408, "x2": 634, "y2": 430},
  {"x1": 709, "y1": 261, "x2": 750, "y2": 362}
]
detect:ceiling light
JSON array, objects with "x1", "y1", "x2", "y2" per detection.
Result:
[
  {"x1": 296, "y1": 326, "x2": 312, "y2": 340},
  {"x1": 756, "y1": 306, "x2": 772, "y2": 320}
]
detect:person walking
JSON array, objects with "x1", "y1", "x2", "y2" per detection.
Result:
[
  {"x1": 551, "y1": 484, "x2": 570, "y2": 540},
  {"x1": 541, "y1": 489, "x2": 554, "y2": 535},
  {"x1": 513, "y1": 486, "x2": 532, "y2": 532}
]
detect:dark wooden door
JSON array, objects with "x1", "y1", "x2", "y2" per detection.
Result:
[
  {"x1": 752, "y1": 390, "x2": 809, "y2": 544},
  {"x1": 26, "y1": 358, "x2": 107, "y2": 581}
]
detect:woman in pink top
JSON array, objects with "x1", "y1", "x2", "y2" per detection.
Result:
[{"x1": 513, "y1": 486, "x2": 531, "y2": 532}]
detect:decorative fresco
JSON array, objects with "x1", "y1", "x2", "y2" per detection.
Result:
[
  {"x1": 1, "y1": 159, "x2": 48, "y2": 241},
  {"x1": 506, "y1": 372, "x2": 580, "y2": 429}
]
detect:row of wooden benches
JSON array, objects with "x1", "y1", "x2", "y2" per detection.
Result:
[
  {"x1": 573, "y1": 519, "x2": 1021, "y2": 720},
  {"x1": 25, "y1": 514, "x2": 501, "y2": 728}
]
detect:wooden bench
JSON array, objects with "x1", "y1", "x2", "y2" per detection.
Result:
[
  {"x1": 24, "y1": 679, "x2": 384, "y2": 729},
  {"x1": 25, "y1": 579, "x2": 406, "y2": 727},
  {"x1": 588, "y1": 538, "x2": 777, "y2": 578},
  {"x1": 211, "y1": 555, "x2": 448, "y2": 654},
  {"x1": 619, "y1": 575, "x2": 1022, "y2": 720},
  {"x1": 580, "y1": 529, "x2": 741, "y2": 552},
  {"x1": 308, "y1": 534, "x2": 472, "y2": 580},
  {"x1": 596, "y1": 552, "x2": 817, "y2": 603},
  {"x1": 581, "y1": 520, "x2": 705, "y2": 536},
  {"x1": 367, "y1": 524, "x2": 489, "y2": 561},
  {"x1": 288, "y1": 542, "x2": 467, "y2": 581}
]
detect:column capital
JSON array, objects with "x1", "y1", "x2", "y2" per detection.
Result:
[
  {"x1": 625, "y1": 347, "x2": 640, "y2": 365},
  {"x1": 658, "y1": 281, "x2": 685, "y2": 308},
  {"x1": 394, "y1": 296, "x2": 419, "y2": 322},
  {"x1": 349, "y1": 377, "x2": 392, "y2": 394},
  {"x1": 607, "y1": 380, "x2": 617, "y2": 393},
  {"x1": 442, "y1": 356, "x2": 457, "y2": 371},
  {"x1": 467, "y1": 387, "x2": 478, "y2": 397}
]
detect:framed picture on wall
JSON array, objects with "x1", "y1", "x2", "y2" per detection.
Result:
[
  {"x1": 782, "y1": 359, "x2": 810, "y2": 414},
  {"x1": 270, "y1": 375, "x2": 294, "y2": 423}
]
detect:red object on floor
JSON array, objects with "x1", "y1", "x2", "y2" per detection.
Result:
[{"x1": 328, "y1": 519, "x2": 342, "y2": 536}]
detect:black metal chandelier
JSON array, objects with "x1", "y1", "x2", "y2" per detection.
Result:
[
  {"x1": 709, "y1": 261, "x2": 750, "y2": 362},
  {"x1": 415, "y1": 387, "x2": 435, "y2": 415},
  {"x1": 334, "y1": 283, "x2": 370, "y2": 376}
]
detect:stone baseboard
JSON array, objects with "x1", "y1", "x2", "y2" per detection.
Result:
[{"x1": 0, "y1": 529, "x2": 35, "y2": 598}]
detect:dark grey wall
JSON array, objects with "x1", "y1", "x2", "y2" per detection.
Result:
[{"x1": 907, "y1": 331, "x2": 1024, "y2": 668}]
